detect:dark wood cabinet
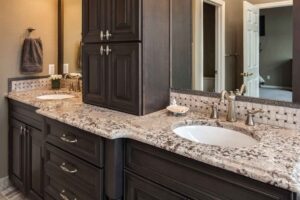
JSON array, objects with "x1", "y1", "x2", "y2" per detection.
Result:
[
  {"x1": 83, "y1": 43, "x2": 142, "y2": 115},
  {"x1": 26, "y1": 126, "x2": 44, "y2": 200},
  {"x1": 82, "y1": 0, "x2": 106, "y2": 43},
  {"x1": 107, "y1": 0, "x2": 141, "y2": 42},
  {"x1": 82, "y1": 44, "x2": 107, "y2": 106},
  {"x1": 9, "y1": 119, "x2": 26, "y2": 193},
  {"x1": 125, "y1": 140, "x2": 297, "y2": 200},
  {"x1": 83, "y1": 0, "x2": 170, "y2": 115},
  {"x1": 108, "y1": 43, "x2": 141, "y2": 114},
  {"x1": 125, "y1": 171, "x2": 187, "y2": 200},
  {"x1": 9, "y1": 100, "x2": 44, "y2": 200},
  {"x1": 83, "y1": 0, "x2": 141, "y2": 43}
]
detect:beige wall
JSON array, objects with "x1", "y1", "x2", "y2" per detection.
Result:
[
  {"x1": 0, "y1": 0, "x2": 58, "y2": 178},
  {"x1": 63, "y1": 0, "x2": 82, "y2": 73}
]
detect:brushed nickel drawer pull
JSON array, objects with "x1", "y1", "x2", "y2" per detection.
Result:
[
  {"x1": 60, "y1": 162, "x2": 78, "y2": 174},
  {"x1": 59, "y1": 190, "x2": 77, "y2": 200},
  {"x1": 60, "y1": 134, "x2": 78, "y2": 144}
]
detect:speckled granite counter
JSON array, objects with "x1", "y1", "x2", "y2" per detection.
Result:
[{"x1": 7, "y1": 89, "x2": 300, "y2": 193}]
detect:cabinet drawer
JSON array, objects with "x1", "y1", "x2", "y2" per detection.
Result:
[
  {"x1": 9, "y1": 100, "x2": 43, "y2": 130},
  {"x1": 45, "y1": 144, "x2": 103, "y2": 200},
  {"x1": 125, "y1": 171, "x2": 187, "y2": 200},
  {"x1": 125, "y1": 140, "x2": 295, "y2": 200},
  {"x1": 45, "y1": 118, "x2": 104, "y2": 167},
  {"x1": 45, "y1": 174, "x2": 99, "y2": 200}
]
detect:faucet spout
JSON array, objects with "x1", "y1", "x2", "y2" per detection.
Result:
[{"x1": 220, "y1": 90, "x2": 237, "y2": 122}]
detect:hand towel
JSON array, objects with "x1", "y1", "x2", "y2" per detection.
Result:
[{"x1": 21, "y1": 38, "x2": 43, "y2": 73}]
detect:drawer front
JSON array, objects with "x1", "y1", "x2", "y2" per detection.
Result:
[
  {"x1": 9, "y1": 100, "x2": 43, "y2": 130},
  {"x1": 125, "y1": 171, "x2": 187, "y2": 200},
  {"x1": 45, "y1": 175, "x2": 98, "y2": 200},
  {"x1": 45, "y1": 144, "x2": 103, "y2": 200},
  {"x1": 125, "y1": 140, "x2": 295, "y2": 200},
  {"x1": 45, "y1": 118, "x2": 104, "y2": 167}
]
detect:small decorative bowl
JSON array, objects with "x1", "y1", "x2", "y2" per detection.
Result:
[{"x1": 167, "y1": 105, "x2": 189, "y2": 115}]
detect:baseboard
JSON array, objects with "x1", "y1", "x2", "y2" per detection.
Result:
[
  {"x1": 261, "y1": 85, "x2": 292, "y2": 91},
  {"x1": 0, "y1": 176, "x2": 10, "y2": 191}
]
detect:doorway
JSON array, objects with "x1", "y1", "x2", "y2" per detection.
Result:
[
  {"x1": 243, "y1": 0, "x2": 293, "y2": 101},
  {"x1": 193, "y1": 0, "x2": 225, "y2": 92}
]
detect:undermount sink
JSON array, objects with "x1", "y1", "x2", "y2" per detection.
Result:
[
  {"x1": 36, "y1": 94, "x2": 75, "y2": 100},
  {"x1": 173, "y1": 125, "x2": 258, "y2": 148}
]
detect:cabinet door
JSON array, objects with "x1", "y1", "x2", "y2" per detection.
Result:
[
  {"x1": 107, "y1": 43, "x2": 141, "y2": 115},
  {"x1": 82, "y1": 0, "x2": 106, "y2": 43},
  {"x1": 125, "y1": 171, "x2": 187, "y2": 200},
  {"x1": 107, "y1": 0, "x2": 141, "y2": 42},
  {"x1": 26, "y1": 126, "x2": 44, "y2": 200},
  {"x1": 83, "y1": 44, "x2": 107, "y2": 106},
  {"x1": 9, "y1": 119, "x2": 26, "y2": 193}
]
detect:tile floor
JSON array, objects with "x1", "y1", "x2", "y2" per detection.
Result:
[{"x1": 0, "y1": 184, "x2": 27, "y2": 200}]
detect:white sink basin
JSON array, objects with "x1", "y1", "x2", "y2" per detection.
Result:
[
  {"x1": 173, "y1": 125, "x2": 258, "y2": 148},
  {"x1": 36, "y1": 94, "x2": 75, "y2": 100}
]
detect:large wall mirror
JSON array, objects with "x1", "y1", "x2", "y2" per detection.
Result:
[
  {"x1": 58, "y1": 0, "x2": 82, "y2": 74},
  {"x1": 171, "y1": 0, "x2": 296, "y2": 103}
]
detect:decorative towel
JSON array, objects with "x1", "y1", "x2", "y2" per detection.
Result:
[{"x1": 21, "y1": 38, "x2": 43, "y2": 73}]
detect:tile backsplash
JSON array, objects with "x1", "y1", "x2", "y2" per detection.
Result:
[
  {"x1": 9, "y1": 77, "x2": 82, "y2": 92},
  {"x1": 170, "y1": 92, "x2": 300, "y2": 130},
  {"x1": 10, "y1": 78, "x2": 51, "y2": 92}
]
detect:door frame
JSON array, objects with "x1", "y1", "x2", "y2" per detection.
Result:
[
  {"x1": 255, "y1": 0, "x2": 293, "y2": 9},
  {"x1": 194, "y1": 0, "x2": 225, "y2": 92}
]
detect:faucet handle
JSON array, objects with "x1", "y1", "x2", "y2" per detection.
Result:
[
  {"x1": 246, "y1": 109, "x2": 264, "y2": 126},
  {"x1": 210, "y1": 104, "x2": 219, "y2": 119},
  {"x1": 247, "y1": 109, "x2": 264, "y2": 115}
]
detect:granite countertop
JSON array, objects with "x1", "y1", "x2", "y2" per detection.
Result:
[{"x1": 7, "y1": 89, "x2": 300, "y2": 193}]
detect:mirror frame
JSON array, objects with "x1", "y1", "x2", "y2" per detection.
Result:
[
  {"x1": 58, "y1": 0, "x2": 63, "y2": 75},
  {"x1": 171, "y1": 0, "x2": 300, "y2": 107}
]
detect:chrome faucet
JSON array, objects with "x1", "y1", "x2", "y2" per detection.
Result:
[{"x1": 220, "y1": 90, "x2": 237, "y2": 122}]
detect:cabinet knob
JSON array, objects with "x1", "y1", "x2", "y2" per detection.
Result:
[
  {"x1": 105, "y1": 30, "x2": 112, "y2": 40},
  {"x1": 100, "y1": 30, "x2": 112, "y2": 41},
  {"x1": 100, "y1": 46, "x2": 104, "y2": 55},
  {"x1": 104, "y1": 45, "x2": 112, "y2": 56}
]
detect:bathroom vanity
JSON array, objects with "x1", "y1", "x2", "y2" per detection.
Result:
[{"x1": 7, "y1": 89, "x2": 300, "y2": 200}]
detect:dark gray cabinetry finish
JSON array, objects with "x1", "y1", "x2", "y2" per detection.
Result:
[
  {"x1": 82, "y1": 44, "x2": 107, "y2": 106},
  {"x1": 8, "y1": 100, "x2": 44, "y2": 200},
  {"x1": 125, "y1": 140, "x2": 297, "y2": 200},
  {"x1": 82, "y1": 0, "x2": 170, "y2": 115},
  {"x1": 44, "y1": 118, "x2": 124, "y2": 200},
  {"x1": 83, "y1": 43, "x2": 141, "y2": 114},
  {"x1": 82, "y1": 0, "x2": 141, "y2": 43}
]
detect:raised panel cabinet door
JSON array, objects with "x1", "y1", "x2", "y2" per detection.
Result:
[
  {"x1": 82, "y1": 0, "x2": 106, "y2": 43},
  {"x1": 106, "y1": 0, "x2": 141, "y2": 42},
  {"x1": 107, "y1": 43, "x2": 141, "y2": 115},
  {"x1": 83, "y1": 44, "x2": 107, "y2": 106},
  {"x1": 125, "y1": 171, "x2": 187, "y2": 200},
  {"x1": 26, "y1": 126, "x2": 44, "y2": 200},
  {"x1": 9, "y1": 119, "x2": 26, "y2": 192}
]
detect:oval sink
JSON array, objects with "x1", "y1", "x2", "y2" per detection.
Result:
[
  {"x1": 36, "y1": 94, "x2": 75, "y2": 100},
  {"x1": 173, "y1": 125, "x2": 258, "y2": 148}
]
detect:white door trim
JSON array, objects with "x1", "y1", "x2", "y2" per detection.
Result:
[
  {"x1": 255, "y1": 0, "x2": 293, "y2": 9},
  {"x1": 199, "y1": 0, "x2": 225, "y2": 92}
]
